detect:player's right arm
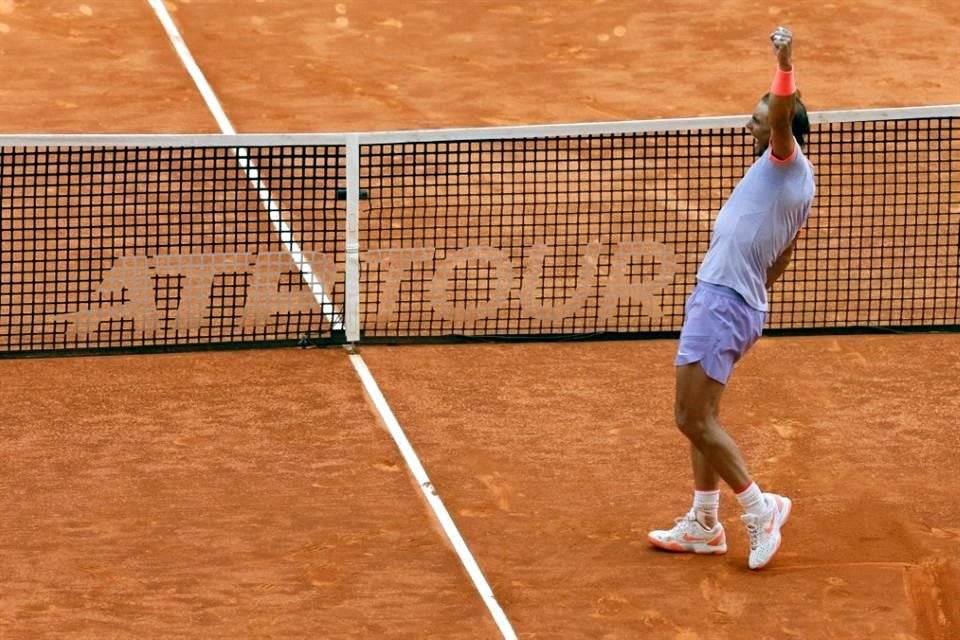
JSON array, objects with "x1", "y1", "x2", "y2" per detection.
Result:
[{"x1": 768, "y1": 27, "x2": 797, "y2": 162}]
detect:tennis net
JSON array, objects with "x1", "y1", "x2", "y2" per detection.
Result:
[{"x1": 1, "y1": 105, "x2": 957, "y2": 355}]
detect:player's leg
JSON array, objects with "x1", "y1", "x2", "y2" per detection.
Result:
[
  {"x1": 689, "y1": 361, "x2": 722, "y2": 528},
  {"x1": 691, "y1": 443, "x2": 720, "y2": 492},
  {"x1": 675, "y1": 361, "x2": 791, "y2": 569},
  {"x1": 674, "y1": 363, "x2": 750, "y2": 490},
  {"x1": 648, "y1": 423, "x2": 727, "y2": 554},
  {"x1": 649, "y1": 285, "x2": 731, "y2": 555},
  {"x1": 691, "y1": 444, "x2": 720, "y2": 528},
  {"x1": 650, "y1": 283, "x2": 790, "y2": 568}
]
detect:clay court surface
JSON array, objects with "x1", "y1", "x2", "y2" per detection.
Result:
[{"x1": 0, "y1": 1, "x2": 959, "y2": 638}]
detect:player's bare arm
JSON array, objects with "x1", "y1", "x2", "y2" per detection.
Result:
[{"x1": 768, "y1": 27, "x2": 797, "y2": 161}]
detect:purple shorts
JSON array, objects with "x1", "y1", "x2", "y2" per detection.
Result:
[{"x1": 674, "y1": 282, "x2": 766, "y2": 384}]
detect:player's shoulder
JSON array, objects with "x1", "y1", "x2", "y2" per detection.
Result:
[{"x1": 767, "y1": 137, "x2": 804, "y2": 167}]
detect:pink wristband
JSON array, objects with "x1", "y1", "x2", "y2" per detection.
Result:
[{"x1": 771, "y1": 67, "x2": 796, "y2": 96}]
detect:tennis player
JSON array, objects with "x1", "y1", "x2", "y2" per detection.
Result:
[{"x1": 648, "y1": 26, "x2": 815, "y2": 570}]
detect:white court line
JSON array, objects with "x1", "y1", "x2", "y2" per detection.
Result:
[
  {"x1": 349, "y1": 354, "x2": 518, "y2": 640},
  {"x1": 147, "y1": 2, "x2": 518, "y2": 637},
  {"x1": 146, "y1": 0, "x2": 343, "y2": 331}
]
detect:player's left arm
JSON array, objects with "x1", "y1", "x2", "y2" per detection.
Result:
[
  {"x1": 766, "y1": 234, "x2": 798, "y2": 290},
  {"x1": 768, "y1": 26, "x2": 797, "y2": 162}
]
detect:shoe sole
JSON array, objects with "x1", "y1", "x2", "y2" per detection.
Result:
[
  {"x1": 648, "y1": 536, "x2": 728, "y2": 555},
  {"x1": 749, "y1": 496, "x2": 792, "y2": 570}
]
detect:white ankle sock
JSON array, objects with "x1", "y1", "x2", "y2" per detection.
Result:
[
  {"x1": 693, "y1": 489, "x2": 720, "y2": 528},
  {"x1": 735, "y1": 482, "x2": 768, "y2": 517}
]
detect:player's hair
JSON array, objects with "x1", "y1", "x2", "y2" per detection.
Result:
[{"x1": 761, "y1": 92, "x2": 810, "y2": 148}]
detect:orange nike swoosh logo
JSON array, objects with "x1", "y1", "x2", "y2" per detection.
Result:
[{"x1": 764, "y1": 500, "x2": 781, "y2": 534}]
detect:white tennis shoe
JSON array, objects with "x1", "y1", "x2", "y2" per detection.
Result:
[
  {"x1": 741, "y1": 493, "x2": 792, "y2": 570},
  {"x1": 648, "y1": 511, "x2": 727, "y2": 555}
]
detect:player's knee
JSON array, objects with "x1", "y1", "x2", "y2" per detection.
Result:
[{"x1": 675, "y1": 405, "x2": 710, "y2": 441}]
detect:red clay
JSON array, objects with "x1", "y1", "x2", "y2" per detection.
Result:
[
  {"x1": 0, "y1": 1, "x2": 215, "y2": 133},
  {"x1": 359, "y1": 335, "x2": 960, "y2": 639},
  {"x1": 155, "y1": 0, "x2": 958, "y2": 131},
  {"x1": 0, "y1": 1, "x2": 957, "y2": 638},
  {"x1": 0, "y1": 350, "x2": 497, "y2": 638}
]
